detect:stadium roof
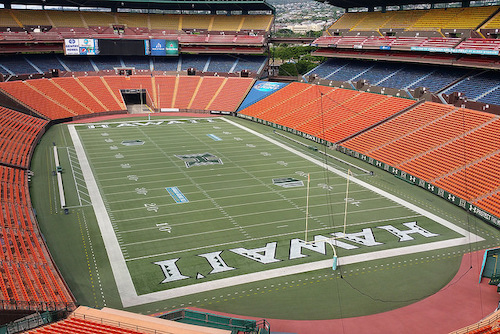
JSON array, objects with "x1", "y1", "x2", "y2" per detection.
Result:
[
  {"x1": 2, "y1": 0, "x2": 275, "y2": 13},
  {"x1": 316, "y1": 0, "x2": 473, "y2": 9}
]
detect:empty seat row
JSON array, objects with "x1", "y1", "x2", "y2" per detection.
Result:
[
  {"x1": 0, "y1": 54, "x2": 267, "y2": 75},
  {"x1": 238, "y1": 82, "x2": 415, "y2": 144},
  {"x1": 0, "y1": 9, "x2": 273, "y2": 32},
  {"x1": 328, "y1": 6, "x2": 500, "y2": 32},
  {"x1": 342, "y1": 101, "x2": 500, "y2": 216},
  {"x1": 0, "y1": 107, "x2": 48, "y2": 168},
  {"x1": 0, "y1": 165, "x2": 74, "y2": 310}
]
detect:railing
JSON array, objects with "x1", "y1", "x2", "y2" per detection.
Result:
[
  {"x1": 72, "y1": 312, "x2": 176, "y2": 334},
  {"x1": 0, "y1": 300, "x2": 76, "y2": 312},
  {"x1": 0, "y1": 310, "x2": 66, "y2": 334},
  {"x1": 449, "y1": 309, "x2": 500, "y2": 334}
]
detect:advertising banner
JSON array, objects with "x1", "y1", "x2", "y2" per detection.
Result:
[
  {"x1": 64, "y1": 38, "x2": 80, "y2": 55},
  {"x1": 150, "y1": 39, "x2": 167, "y2": 56},
  {"x1": 165, "y1": 40, "x2": 179, "y2": 56}
]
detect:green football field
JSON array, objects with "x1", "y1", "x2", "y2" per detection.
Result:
[{"x1": 29, "y1": 115, "x2": 496, "y2": 320}]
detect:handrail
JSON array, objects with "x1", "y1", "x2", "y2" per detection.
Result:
[
  {"x1": 72, "y1": 312, "x2": 177, "y2": 334},
  {"x1": 448, "y1": 308, "x2": 500, "y2": 334}
]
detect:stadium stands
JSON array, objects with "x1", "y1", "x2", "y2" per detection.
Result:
[
  {"x1": 327, "y1": 6, "x2": 499, "y2": 33},
  {"x1": 0, "y1": 107, "x2": 48, "y2": 168},
  {"x1": 25, "y1": 306, "x2": 233, "y2": 334},
  {"x1": 0, "y1": 9, "x2": 273, "y2": 39},
  {"x1": 0, "y1": 106, "x2": 75, "y2": 312},
  {"x1": 0, "y1": 163, "x2": 75, "y2": 311},
  {"x1": 0, "y1": 54, "x2": 266, "y2": 76},
  {"x1": 0, "y1": 75, "x2": 255, "y2": 118},
  {"x1": 444, "y1": 71, "x2": 500, "y2": 103},
  {"x1": 341, "y1": 101, "x2": 500, "y2": 216},
  {"x1": 238, "y1": 82, "x2": 416, "y2": 143},
  {"x1": 306, "y1": 58, "x2": 475, "y2": 94}
]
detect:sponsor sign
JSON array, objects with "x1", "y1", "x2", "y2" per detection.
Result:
[
  {"x1": 64, "y1": 38, "x2": 98, "y2": 55},
  {"x1": 166, "y1": 40, "x2": 179, "y2": 56},
  {"x1": 150, "y1": 39, "x2": 167, "y2": 56}
]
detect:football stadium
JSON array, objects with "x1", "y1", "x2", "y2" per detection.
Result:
[{"x1": 0, "y1": 0, "x2": 499, "y2": 333}]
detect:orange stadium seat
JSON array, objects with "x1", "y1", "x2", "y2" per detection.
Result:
[
  {"x1": 0, "y1": 81, "x2": 75, "y2": 119},
  {"x1": 342, "y1": 101, "x2": 500, "y2": 218},
  {"x1": 0, "y1": 107, "x2": 48, "y2": 168},
  {"x1": 188, "y1": 76, "x2": 226, "y2": 110},
  {"x1": 239, "y1": 82, "x2": 414, "y2": 143},
  {"x1": 74, "y1": 77, "x2": 125, "y2": 112},
  {"x1": 208, "y1": 77, "x2": 254, "y2": 111},
  {"x1": 0, "y1": 164, "x2": 75, "y2": 310}
]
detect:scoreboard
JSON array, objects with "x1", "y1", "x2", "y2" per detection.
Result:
[{"x1": 64, "y1": 39, "x2": 179, "y2": 56}]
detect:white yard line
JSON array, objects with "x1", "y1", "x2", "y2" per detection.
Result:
[
  {"x1": 221, "y1": 117, "x2": 478, "y2": 239},
  {"x1": 69, "y1": 118, "x2": 484, "y2": 308},
  {"x1": 124, "y1": 214, "x2": 423, "y2": 260},
  {"x1": 68, "y1": 124, "x2": 138, "y2": 306}
]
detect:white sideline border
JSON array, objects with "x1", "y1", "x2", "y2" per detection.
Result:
[{"x1": 68, "y1": 118, "x2": 484, "y2": 308}]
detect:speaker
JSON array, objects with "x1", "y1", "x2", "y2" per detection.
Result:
[
  {"x1": 50, "y1": 68, "x2": 59, "y2": 77},
  {"x1": 187, "y1": 68, "x2": 196, "y2": 76}
]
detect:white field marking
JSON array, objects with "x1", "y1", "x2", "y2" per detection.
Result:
[
  {"x1": 105, "y1": 185, "x2": 370, "y2": 201},
  {"x1": 69, "y1": 118, "x2": 483, "y2": 308},
  {"x1": 107, "y1": 193, "x2": 400, "y2": 219},
  {"x1": 125, "y1": 214, "x2": 424, "y2": 261},
  {"x1": 112, "y1": 202, "x2": 413, "y2": 230},
  {"x1": 68, "y1": 124, "x2": 138, "y2": 306},
  {"x1": 123, "y1": 238, "x2": 474, "y2": 307},
  {"x1": 121, "y1": 210, "x2": 420, "y2": 249},
  {"x1": 120, "y1": 209, "x2": 419, "y2": 241},
  {"x1": 105, "y1": 188, "x2": 376, "y2": 206},
  {"x1": 222, "y1": 117, "x2": 480, "y2": 238},
  {"x1": 94, "y1": 153, "x2": 332, "y2": 179},
  {"x1": 118, "y1": 205, "x2": 416, "y2": 237},
  {"x1": 94, "y1": 159, "x2": 336, "y2": 182},
  {"x1": 66, "y1": 147, "x2": 92, "y2": 206}
]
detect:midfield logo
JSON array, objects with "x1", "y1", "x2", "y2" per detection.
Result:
[{"x1": 175, "y1": 152, "x2": 223, "y2": 168}]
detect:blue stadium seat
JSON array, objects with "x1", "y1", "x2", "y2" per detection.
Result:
[
  {"x1": 180, "y1": 54, "x2": 209, "y2": 71},
  {"x1": 356, "y1": 62, "x2": 404, "y2": 85},
  {"x1": 207, "y1": 55, "x2": 236, "y2": 73},
  {"x1": 411, "y1": 67, "x2": 472, "y2": 92},
  {"x1": 444, "y1": 71, "x2": 498, "y2": 100},
  {"x1": 25, "y1": 54, "x2": 67, "y2": 73},
  {"x1": 0, "y1": 55, "x2": 38, "y2": 75},
  {"x1": 92, "y1": 56, "x2": 122, "y2": 71},
  {"x1": 232, "y1": 55, "x2": 266, "y2": 73},
  {"x1": 329, "y1": 61, "x2": 373, "y2": 82},
  {"x1": 60, "y1": 56, "x2": 95, "y2": 72},
  {"x1": 305, "y1": 58, "x2": 351, "y2": 79},
  {"x1": 122, "y1": 56, "x2": 151, "y2": 70},
  {"x1": 153, "y1": 57, "x2": 179, "y2": 71},
  {"x1": 478, "y1": 86, "x2": 500, "y2": 105}
]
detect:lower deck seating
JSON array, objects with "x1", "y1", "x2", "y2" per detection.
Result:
[
  {"x1": 238, "y1": 82, "x2": 415, "y2": 143},
  {"x1": 0, "y1": 75, "x2": 255, "y2": 119},
  {"x1": 0, "y1": 165, "x2": 74, "y2": 310},
  {"x1": 0, "y1": 107, "x2": 48, "y2": 168},
  {"x1": 342, "y1": 101, "x2": 500, "y2": 217}
]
